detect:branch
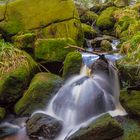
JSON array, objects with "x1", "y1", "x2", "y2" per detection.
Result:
[{"x1": 65, "y1": 44, "x2": 102, "y2": 56}]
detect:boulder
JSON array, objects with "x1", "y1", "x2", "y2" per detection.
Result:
[
  {"x1": 0, "y1": 107, "x2": 6, "y2": 121},
  {"x1": 96, "y1": 6, "x2": 117, "y2": 30},
  {"x1": 100, "y1": 40, "x2": 112, "y2": 51},
  {"x1": 63, "y1": 51, "x2": 82, "y2": 79},
  {"x1": 68, "y1": 113, "x2": 123, "y2": 140},
  {"x1": 81, "y1": 23, "x2": 97, "y2": 39},
  {"x1": 0, "y1": 0, "x2": 83, "y2": 44},
  {"x1": 35, "y1": 38, "x2": 77, "y2": 62},
  {"x1": 26, "y1": 113, "x2": 62, "y2": 140},
  {"x1": 14, "y1": 72, "x2": 63, "y2": 116},
  {"x1": 80, "y1": 11, "x2": 98, "y2": 25},
  {"x1": 120, "y1": 90, "x2": 140, "y2": 117},
  {"x1": 0, "y1": 40, "x2": 38, "y2": 106}
]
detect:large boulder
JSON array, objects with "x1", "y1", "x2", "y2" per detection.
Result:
[
  {"x1": 35, "y1": 38, "x2": 77, "y2": 63},
  {"x1": 14, "y1": 72, "x2": 63, "y2": 116},
  {"x1": 63, "y1": 51, "x2": 82, "y2": 79},
  {"x1": 120, "y1": 90, "x2": 140, "y2": 117},
  {"x1": 96, "y1": 6, "x2": 117, "y2": 30},
  {"x1": 68, "y1": 113, "x2": 123, "y2": 140},
  {"x1": 0, "y1": 40, "x2": 38, "y2": 106},
  {"x1": 0, "y1": 0, "x2": 83, "y2": 44},
  {"x1": 26, "y1": 113, "x2": 62, "y2": 140}
]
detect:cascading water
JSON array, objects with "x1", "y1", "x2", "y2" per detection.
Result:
[{"x1": 44, "y1": 55, "x2": 126, "y2": 140}]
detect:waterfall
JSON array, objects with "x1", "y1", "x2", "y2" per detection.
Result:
[{"x1": 45, "y1": 57, "x2": 126, "y2": 140}]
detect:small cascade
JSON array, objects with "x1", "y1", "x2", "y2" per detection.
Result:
[{"x1": 45, "y1": 57, "x2": 127, "y2": 140}]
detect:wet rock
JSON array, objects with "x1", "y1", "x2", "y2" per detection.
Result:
[
  {"x1": 0, "y1": 0, "x2": 83, "y2": 44},
  {"x1": 81, "y1": 23, "x2": 97, "y2": 39},
  {"x1": 0, "y1": 123, "x2": 20, "y2": 138},
  {"x1": 120, "y1": 90, "x2": 140, "y2": 118},
  {"x1": 0, "y1": 41, "x2": 38, "y2": 106},
  {"x1": 96, "y1": 6, "x2": 117, "y2": 30},
  {"x1": 0, "y1": 107, "x2": 6, "y2": 121},
  {"x1": 100, "y1": 40, "x2": 112, "y2": 51},
  {"x1": 26, "y1": 113, "x2": 62, "y2": 140},
  {"x1": 68, "y1": 113, "x2": 123, "y2": 140},
  {"x1": 63, "y1": 52, "x2": 82, "y2": 79},
  {"x1": 35, "y1": 38, "x2": 77, "y2": 63},
  {"x1": 80, "y1": 11, "x2": 98, "y2": 25},
  {"x1": 14, "y1": 72, "x2": 63, "y2": 116}
]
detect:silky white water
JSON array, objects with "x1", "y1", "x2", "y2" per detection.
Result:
[{"x1": 44, "y1": 57, "x2": 126, "y2": 140}]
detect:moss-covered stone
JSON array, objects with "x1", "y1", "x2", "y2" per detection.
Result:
[
  {"x1": 120, "y1": 90, "x2": 140, "y2": 117},
  {"x1": 63, "y1": 52, "x2": 82, "y2": 79},
  {"x1": 35, "y1": 38, "x2": 77, "y2": 62},
  {"x1": 0, "y1": 0, "x2": 83, "y2": 44},
  {"x1": 100, "y1": 40, "x2": 112, "y2": 51},
  {"x1": 0, "y1": 107, "x2": 6, "y2": 121},
  {"x1": 81, "y1": 23, "x2": 97, "y2": 39},
  {"x1": 68, "y1": 113, "x2": 123, "y2": 140},
  {"x1": 114, "y1": 0, "x2": 130, "y2": 7},
  {"x1": 80, "y1": 11, "x2": 98, "y2": 24},
  {"x1": 96, "y1": 6, "x2": 117, "y2": 30},
  {"x1": 14, "y1": 72, "x2": 63, "y2": 116},
  {"x1": 0, "y1": 41, "x2": 38, "y2": 105},
  {"x1": 12, "y1": 33, "x2": 36, "y2": 50}
]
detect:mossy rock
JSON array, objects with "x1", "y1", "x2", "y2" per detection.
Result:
[
  {"x1": 96, "y1": 6, "x2": 117, "y2": 30},
  {"x1": 63, "y1": 52, "x2": 82, "y2": 79},
  {"x1": 0, "y1": 41, "x2": 38, "y2": 105},
  {"x1": 80, "y1": 11, "x2": 98, "y2": 24},
  {"x1": 0, "y1": 0, "x2": 83, "y2": 44},
  {"x1": 120, "y1": 118, "x2": 140, "y2": 140},
  {"x1": 100, "y1": 40, "x2": 112, "y2": 51},
  {"x1": 114, "y1": 0, "x2": 130, "y2": 7},
  {"x1": 35, "y1": 38, "x2": 77, "y2": 62},
  {"x1": 12, "y1": 33, "x2": 36, "y2": 50},
  {"x1": 0, "y1": 107, "x2": 6, "y2": 121},
  {"x1": 68, "y1": 113, "x2": 123, "y2": 140},
  {"x1": 14, "y1": 72, "x2": 63, "y2": 116},
  {"x1": 120, "y1": 90, "x2": 140, "y2": 117},
  {"x1": 81, "y1": 23, "x2": 97, "y2": 39}
]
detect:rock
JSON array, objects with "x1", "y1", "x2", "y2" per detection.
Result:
[
  {"x1": 81, "y1": 23, "x2": 97, "y2": 39},
  {"x1": 120, "y1": 90, "x2": 140, "y2": 117},
  {"x1": 80, "y1": 11, "x2": 98, "y2": 25},
  {"x1": 96, "y1": 6, "x2": 117, "y2": 30},
  {"x1": 0, "y1": 40, "x2": 38, "y2": 106},
  {"x1": 114, "y1": 0, "x2": 130, "y2": 7},
  {"x1": 100, "y1": 40, "x2": 112, "y2": 51},
  {"x1": 0, "y1": 123, "x2": 20, "y2": 138},
  {"x1": 35, "y1": 38, "x2": 77, "y2": 63},
  {"x1": 0, "y1": 0, "x2": 83, "y2": 44},
  {"x1": 63, "y1": 52, "x2": 82, "y2": 79},
  {"x1": 12, "y1": 33, "x2": 36, "y2": 50},
  {"x1": 0, "y1": 107, "x2": 6, "y2": 121},
  {"x1": 75, "y1": 3, "x2": 88, "y2": 16},
  {"x1": 14, "y1": 72, "x2": 63, "y2": 116},
  {"x1": 26, "y1": 113, "x2": 62, "y2": 140},
  {"x1": 68, "y1": 113, "x2": 123, "y2": 140}
]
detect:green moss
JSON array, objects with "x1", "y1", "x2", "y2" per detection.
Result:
[
  {"x1": 96, "y1": 6, "x2": 117, "y2": 30},
  {"x1": 14, "y1": 72, "x2": 63, "y2": 116},
  {"x1": 41, "y1": 19, "x2": 84, "y2": 46},
  {"x1": 0, "y1": 41, "x2": 38, "y2": 105},
  {"x1": 69, "y1": 113, "x2": 123, "y2": 140},
  {"x1": 12, "y1": 33, "x2": 36, "y2": 49},
  {"x1": 0, "y1": 107, "x2": 6, "y2": 121},
  {"x1": 81, "y1": 23, "x2": 97, "y2": 39},
  {"x1": 80, "y1": 11, "x2": 98, "y2": 24},
  {"x1": 120, "y1": 90, "x2": 140, "y2": 117},
  {"x1": 100, "y1": 40, "x2": 112, "y2": 51},
  {"x1": 63, "y1": 51, "x2": 82, "y2": 79},
  {"x1": 35, "y1": 38, "x2": 77, "y2": 62}
]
